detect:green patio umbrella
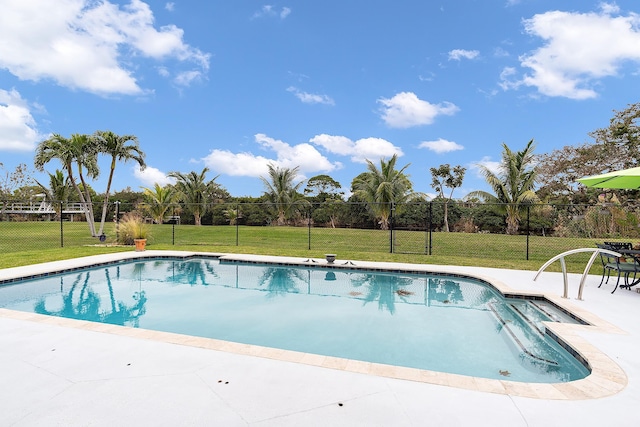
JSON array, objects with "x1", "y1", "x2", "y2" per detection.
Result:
[{"x1": 577, "y1": 166, "x2": 640, "y2": 189}]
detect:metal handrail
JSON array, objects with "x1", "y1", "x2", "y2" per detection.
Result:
[{"x1": 533, "y1": 248, "x2": 621, "y2": 300}]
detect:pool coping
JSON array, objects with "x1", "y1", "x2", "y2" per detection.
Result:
[{"x1": 0, "y1": 250, "x2": 628, "y2": 400}]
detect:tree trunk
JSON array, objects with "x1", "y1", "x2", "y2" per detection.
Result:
[
  {"x1": 379, "y1": 216, "x2": 389, "y2": 230},
  {"x1": 67, "y1": 168, "x2": 96, "y2": 236},
  {"x1": 277, "y1": 210, "x2": 286, "y2": 226},
  {"x1": 506, "y1": 216, "x2": 519, "y2": 235},
  {"x1": 443, "y1": 201, "x2": 450, "y2": 232},
  {"x1": 98, "y1": 165, "x2": 116, "y2": 236}
]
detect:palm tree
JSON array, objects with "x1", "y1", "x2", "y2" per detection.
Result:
[
  {"x1": 68, "y1": 133, "x2": 100, "y2": 235},
  {"x1": 141, "y1": 183, "x2": 178, "y2": 224},
  {"x1": 168, "y1": 168, "x2": 219, "y2": 226},
  {"x1": 35, "y1": 169, "x2": 70, "y2": 220},
  {"x1": 467, "y1": 139, "x2": 538, "y2": 235},
  {"x1": 351, "y1": 154, "x2": 415, "y2": 230},
  {"x1": 260, "y1": 164, "x2": 306, "y2": 225},
  {"x1": 93, "y1": 130, "x2": 146, "y2": 236},
  {"x1": 223, "y1": 207, "x2": 241, "y2": 225},
  {"x1": 34, "y1": 133, "x2": 99, "y2": 235}
]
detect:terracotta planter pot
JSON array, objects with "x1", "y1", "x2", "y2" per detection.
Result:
[{"x1": 134, "y1": 239, "x2": 147, "y2": 252}]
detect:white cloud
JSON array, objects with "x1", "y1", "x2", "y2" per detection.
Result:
[
  {"x1": 202, "y1": 133, "x2": 339, "y2": 178},
  {"x1": 448, "y1": 49, "x2": 480, "y2": 61},
  {"x1": 378, "y1": 92, "x2": 459, "y2": 128},
  {"x1": 0, "y1": 88, "x2": 45, "y2": 152},
  {"x1": 502, "y1": 5, "x2": 640, "y2": 99},
  {"x1": 252, "y1": 5, "x2": 291, "y2": 20},
  {"x1": 471, "y1": 157, "x2": 501, "y2": 177},
  {"x1": 157, "y1": 66, "x2": 170, "y2": 78},
  {"x1": 310, "y1": 134, "x2": 403, "y2": 163},
  {"x1": 600, "y1": 3, "x2": 620, "y2": 15},
  {"x1": 493, "y1": 47, "x2": 510, "y2": 58},
  {"x1": 418, "y1": 72, "x2": 436, "y2": 82},
  {"x1": 134, "y1": 165, "x2": 175, "y2": 187},
  {"x1": 286, "y1": 87, "x2": 335, "y2": 105},
  {"x1": 0, "y1": 0, "x2": 209, "y2": 96},
  {"x1": 174, "y1": 70, "x2": 205, "y2": 87},
  {"x1": 418, "y1": 139, "x2": 464, "y2": 154},
  {"x1": 203, "y1": 150, "x2": 273, "y2": 177},
  {"x1": 165, "y1": 2, "x2": 175, "y2": 12},
  {"x1": 499, "y1": 67, "x2": 521, "y2": 90}
]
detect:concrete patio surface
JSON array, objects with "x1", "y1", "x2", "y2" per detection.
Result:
[{"x1": 1, "y1": 251, "x2": 639, "y2": 426}]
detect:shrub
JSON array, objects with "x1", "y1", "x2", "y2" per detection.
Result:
[{"x1": 117, "y1": 212, "x2": 150, "y2": 245}]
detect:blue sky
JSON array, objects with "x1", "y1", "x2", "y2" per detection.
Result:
[{"x1": 1, "y1": 0, "x2": 640, "y2": 199}]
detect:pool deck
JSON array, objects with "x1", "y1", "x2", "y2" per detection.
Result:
[{"x1": 1, "y1": 251, "x2": 639, "y2": 426}]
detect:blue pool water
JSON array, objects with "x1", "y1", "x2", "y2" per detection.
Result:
[{"x1": 0, "y1": 257, "x2": 589, "y2": 383}]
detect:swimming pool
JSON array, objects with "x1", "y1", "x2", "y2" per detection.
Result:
[{"x1": 0, "y1": 255, "x2": 590, "y2": 383}]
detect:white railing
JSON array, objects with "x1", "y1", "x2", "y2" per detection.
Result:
[
  {"x1": 0, "y1": 202, "x2": 86, "y2": 214},
  {"x1": 533, "y1": 247, "x2": 621, "y2": 300}
]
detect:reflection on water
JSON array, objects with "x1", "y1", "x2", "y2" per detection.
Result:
[
  {"x1": 33, "y1": 270, "x2": 147, "y2": 327},
  {"x1": 350, "y1": 273, "x2": 416, "y2": 314},
  {"x1": 16, "y1": 260, "x2": 496, "y2": 331},
  {"x1": 429, "y1": 277, "x2": 464, "y2": 304},
  {"x1": 26, "y1": 261, "x2": 492, "y2": 322},
  {"x1": 166, "y1": 259, "x2": 219, "y2": 285},
  {"x1": 257, "y1": 267, "x2": 306, "y2": 297}
]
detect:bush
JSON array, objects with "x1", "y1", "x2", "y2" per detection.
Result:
[{"x1": 117, "y1": 212, "x2": 150, "y2": 245}]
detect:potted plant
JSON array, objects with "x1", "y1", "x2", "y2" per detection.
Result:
[{"x1": 117, "y1": 212, "x2": 151, "y2": 251}]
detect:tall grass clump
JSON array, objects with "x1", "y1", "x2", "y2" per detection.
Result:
[{"x1": 116, "y1": 212, "x2": 150, "y2": 245}]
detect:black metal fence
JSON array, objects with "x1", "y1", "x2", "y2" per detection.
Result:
[{"x1": 1, "y1": 199, "x2": 639, "y2": 264}]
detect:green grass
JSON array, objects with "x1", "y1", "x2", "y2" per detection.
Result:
[{"x1": 0, "y1": 221, "x2": 621, "y2": 275}]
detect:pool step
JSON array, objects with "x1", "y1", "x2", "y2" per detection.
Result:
[
  {"x1": 488, "y1": 302, "x2": 559, "y2": 367},
  {"x1": 528, "y1": 300, "x2": 584, "y2": 324}
]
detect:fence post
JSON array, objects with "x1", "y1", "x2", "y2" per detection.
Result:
[
  {"x1": 171, "y1": 205, "x2": 175, "y2": 245},
  {"x1": 526, "y1": 205, "x2": 530, "y2": 260},
  {"x1": 389, "y1": 202, "x2": 394, "y2": 254},
  {"x1": 236, "y1": 204, "x2": 239, "y2": 246},
  {"x1": 428, "y1": 201, "x2": 432, "y2": 255},
  {"x1": 308, "y1": 206, "x2": 311, "y2": 250},
  {"x1": 60, "y1": 201, "x2": 64, "y2": 248},
  {"x1": 115, "y1": 201, "x2": 120, "y2": 243}
]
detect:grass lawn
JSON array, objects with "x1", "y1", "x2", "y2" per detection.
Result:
[{"x1": 0, "y1": 221, "x2": 618, "y2": 275}]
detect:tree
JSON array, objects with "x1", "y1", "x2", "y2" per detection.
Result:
[
  {"x1": 93, "y1": 130, "x2": 146, "y2": 236},
  {"x1": 0, "y1": 163, "x2": 34, "y2": 200},
  {"x1": 141, "y1": 183, "x2": 178, "y2": 224},
  {"x1": 304, "y1": 174, "x2": 343, "y2": 200},
  {"x1": 589, "y1": 102, "x2": 640, "y2": 169},
  {"x1": 231, "y1": 196, "x2": 272, "y2": 226},
  {"x1": 430, "y1": 164, "x2": 466, "y2": 232},
  {"x1": 537, "y1": 104, "x2": 640, "y2": 203},
  {"x1": 305, "y1": 174, "x2": 344, "y2": 228},
  {"x1": 260, "y1": 164, "x2": 306, "y2": 225},
  {"x1": 168, "y1": 168, "x2": 220, "y2": 225},
  {"x1": 34, "y1": 133, "x2": 99, "y2": 235},
  {"x1": 351, "y1": 154, "x2": 416, "y2": 230},
  {"x1": 466, "y1": 139, "x2": 538, "y2": 235},
  {"x1": 35, "y1": 170, "x2": 70, "y2": 219}
]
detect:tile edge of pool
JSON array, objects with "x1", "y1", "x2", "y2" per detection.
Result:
[{"x1": 0, "y1": 250, "x2": 628, "y2": 400}]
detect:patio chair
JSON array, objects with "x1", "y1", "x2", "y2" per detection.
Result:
[
  {"x1": 603, "y1": 241, "x2": 633, "y2": 251},
  {"x1": 596, "y1": 243, "x2": 640, "y2": 293}
]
